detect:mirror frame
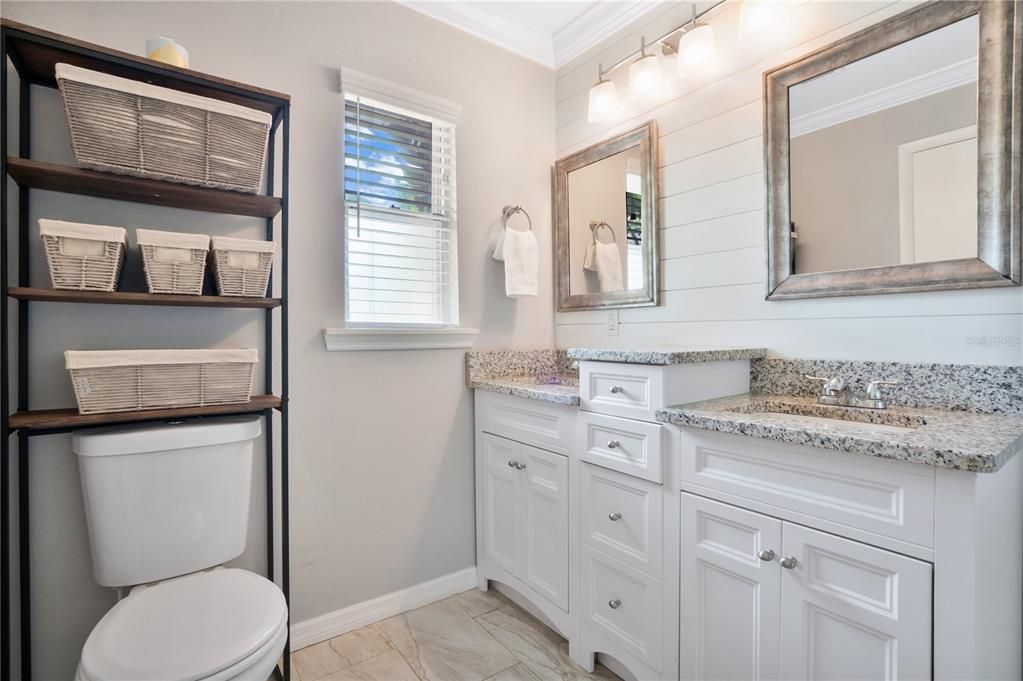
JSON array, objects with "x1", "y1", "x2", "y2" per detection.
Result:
[
  {"x1": 764, "y1": 0, "x2": 1021, "y2": 300},
  {"x1": 553, "y1": 121, "x2": 660, "y2": 311}
]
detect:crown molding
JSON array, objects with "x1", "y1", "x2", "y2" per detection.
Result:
[
  {"x1": 397, "y1": 0, "x2": 556, "y2": 67},
  {"x1": 791, "y1": 58, "x2": 977, "y2": 138},
  {"x1": 553, "y1": 2, "x2": 666, "y2": 69}
]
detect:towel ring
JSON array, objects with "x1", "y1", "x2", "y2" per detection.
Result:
[
  {"x1": 503, "y1": 205, "x2": 533, "y2": 232},
  {"x1": 590, "y1": 221, "x2": 617, "y2": 244}
]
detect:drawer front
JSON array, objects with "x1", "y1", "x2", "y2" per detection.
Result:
[
  {"x1": 580, "y1": 362, "x2": 663, "y2": 420},
  {"x1": 581, "y1": 545, "x2": 663, "y2": 672},
  {"x1": 477, "y1": 391, "x2": 574, "y2": 456},
  {"x1": 681, "y1": 430, "x2": 936, "y2": 548},
  {"x1": 581, "y1": 463, "x2": 663, "y2": 578},
  {"x1": 578, "y1": 411, "x2": 663, "y2": 483}
]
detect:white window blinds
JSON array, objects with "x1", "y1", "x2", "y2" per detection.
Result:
[{"x1": 343, "y1": 91, "x2": 458, "y2": 326}]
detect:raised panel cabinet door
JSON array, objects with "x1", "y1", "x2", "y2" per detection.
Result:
[
  {"x1": 681, "y1": 494, "x2": 782, "y2": 681},
  {"x1": 520, "y1": 444, "x2": 569, "y2": 610},
  {"x1": 482, "y1": 433, "x2": 525, "y2": 578},
  {"x1": 779, "y1": 523, "x2": 932, "y2": 681}
]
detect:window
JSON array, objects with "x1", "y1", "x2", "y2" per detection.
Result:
[{"x1": 342, "y1": 72, "x2": 459, "y2": 328}]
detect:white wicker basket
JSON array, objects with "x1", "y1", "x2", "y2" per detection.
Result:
[
  {"x1": 137, "y1": 229, "x2": 210, "y2": 295},
  {"x1": 210, "y1": 236, "x2": 275, "y2": 297},
  {"x1": 55, "y1": 63, "x2": 271, "y2": 193},
  {"x1": 65, "y1": 349, "x2": 257, "y2": 414},
  {"x1": 39, "y1": 219, "x2": 127, "y2": 292}
]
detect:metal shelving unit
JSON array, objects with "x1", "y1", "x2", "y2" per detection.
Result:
[{"x1": 0, "y1": 19, "x2": 291, "y2": 681}]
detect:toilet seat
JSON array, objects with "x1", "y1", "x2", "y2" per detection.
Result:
[{"x1": 78, "y1": 568, "x2": 287, "y2": 681}]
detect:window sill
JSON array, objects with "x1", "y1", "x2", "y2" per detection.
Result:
[{"x1": 322, "y1": 327, "x2": 479, "y2": 351}]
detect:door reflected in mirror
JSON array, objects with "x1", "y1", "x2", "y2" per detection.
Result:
[{"x1": 788, "y1": 15, "x2": 978, "y2": 275}]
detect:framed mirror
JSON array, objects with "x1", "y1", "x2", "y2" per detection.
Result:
[
  {"x1": 765, "y1": 0, "x2": 1021, "y2": 299},
  {"x1": 553, "y1": 122, "x2": 659, "y2": 311}
]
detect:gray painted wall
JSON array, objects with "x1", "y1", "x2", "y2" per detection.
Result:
[{"x1": 1, "y1": 3, "x2": 555, "y2": 678}]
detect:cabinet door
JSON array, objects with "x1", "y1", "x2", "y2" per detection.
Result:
[
  {"x1": 520, "y1": 444, "x2": 569, "y2": 609},
  {"x1": 779, "y1": 523, "x2": 932, "y2": 681},
  {"x1": 681, "y1": 494, "x2": 782, "y2": 681},
  {"x1": 482, "y1": 434, "x2": 524, "y2": 577}
]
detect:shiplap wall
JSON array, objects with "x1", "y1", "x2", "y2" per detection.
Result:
[{"x1": 554, "y1": 0, "x2": 1023, "y2": 365}]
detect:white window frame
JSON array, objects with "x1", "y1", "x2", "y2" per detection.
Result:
[{"x1": 326, "y1": 67, "x2": 476, "y2": 351}]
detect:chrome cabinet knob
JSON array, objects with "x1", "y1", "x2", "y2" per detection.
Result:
[
  {"x1": 758, "y1": 549, "x2": 775, "y2": 562},
  {"x1": 515, "y1": 462, "x2": 526, "y2": 470},
  {"x1": 507, "y1": 460, "x2": 516, "y2": 468},
  {"x1": 608, "y1": 599, "x2": 621, "y2": 610},
  {"x1": 609, "y1": 385, "x2": 624, "y2": 394},
  {"x1": 780, "y1": 556, "x2": 798, "y2": 569},
  {"x1": 607, "y1": 440, "x2": 620, "y2": 449},
  {"x1": 608, "y1": 512, "x2": 623, "y2": 521}
]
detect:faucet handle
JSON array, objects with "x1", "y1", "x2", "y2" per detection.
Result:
[
  {"x1": 805, "y1": 375, "x2": 846, "y2": 395},
  {"x1": 865, "y1": 379, "x2": 899, "y2": 400}
]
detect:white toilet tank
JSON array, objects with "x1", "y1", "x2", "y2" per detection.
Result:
[{"x1": 73, "y1": 416, "x2": 261, "y2": 587}]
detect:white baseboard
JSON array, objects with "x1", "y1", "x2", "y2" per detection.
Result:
[{"x1": 290, "y1": 566, "x2": 478, "y2": 650}]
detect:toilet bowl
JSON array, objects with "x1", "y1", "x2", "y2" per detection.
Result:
[{"x1": 76, "y1": 568, "x2": 287, "y2": 681}]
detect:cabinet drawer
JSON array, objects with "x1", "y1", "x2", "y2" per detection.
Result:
[
  {"x1": 681, "y1": 430, "x2": 936, "y2": 548},
  {"x1": 578, "y1": 411, "x2": 662, "y2": 483},
  {"x1": 581, "y1": 545, "x2": 663, "y2": 672},
  {"x1": 476, "y1": 391, "x2": 574, "y2": 456},
  {"x1": 581, "y1": 463, "x2": 663, "y2": 577},
  {"x1": 580, "y1": 363, "x2": 663, "y2": 420}
]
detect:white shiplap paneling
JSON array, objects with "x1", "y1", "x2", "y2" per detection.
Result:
[{"x1": 554, "y1": 0, "x2": 1022, "y2": 365}]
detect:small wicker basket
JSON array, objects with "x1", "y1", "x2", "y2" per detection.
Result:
[
  {"x1": 137, "y1": 229, "x2": 210, "y2": 295},
  {"x1": 65, "y1": 349, "x2": 257, "y2": 414},
  {"x1": 56, "y1": 63, "x2": 271, "y2": 193},
  {"x1": 39, "y1": 219, "x2": 127, "y2": 292},
  {"x1": 210, "y1": 236, "x2": 275, "y2": 297}
]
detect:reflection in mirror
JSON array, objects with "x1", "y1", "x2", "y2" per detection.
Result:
[
  {"x1": 788, "y1": 15, "x2": 978, "y2": 274},
  {"x1": 567, "y1": 147, "x2": 644, "y2": 295}
]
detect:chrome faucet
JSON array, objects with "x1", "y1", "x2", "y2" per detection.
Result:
[{"x1": 805, "y1": 375, "x2": 899, "y2": 410}]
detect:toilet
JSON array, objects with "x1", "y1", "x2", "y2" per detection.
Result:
[{"x1": 71, "y1": 416, "x2": 288, "y2": 681}]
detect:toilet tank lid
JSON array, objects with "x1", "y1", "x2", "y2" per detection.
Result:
[{"x1": 73, "y1": 416, "x2": 262, "y2": 457}]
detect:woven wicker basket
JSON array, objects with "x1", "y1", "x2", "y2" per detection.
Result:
[
  {"x1": 56, "y1": 63, "x2": 271, "y2": 193},
  {"x1": 137, "y1": 229, "x2": 210, "y2": 295},
  {"x1": 40, "y1": 219, "x2": 127, "y2": 292},
  {"x1": 65, "y1": 349, "x2": 257, "y2": 414},
  {"x1": 210, "y1": 236, "x2": 275, "y2": 297}
]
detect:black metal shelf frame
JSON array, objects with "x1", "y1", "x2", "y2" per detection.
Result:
[{"x1": 0, "y1": 24, "x2": 291, "y2": 681}]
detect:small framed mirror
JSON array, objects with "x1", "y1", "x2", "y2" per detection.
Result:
[
  {"x1": 765, "y1": 0, "x2": 1021, "y2": 299},
  {"x1": 553, "y1": 122, "x2": 659, "y2": 311}
]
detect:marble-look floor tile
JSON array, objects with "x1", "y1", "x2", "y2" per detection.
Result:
[
  {"x1": 329, "y1": 626, "x2": 393, "y2": 667},
  {"x1": 322, "y1": 650, "x2": 419, "y2": 681},
  {"x1": 375, "y1": 597, "x2": 518, "y2": 681},
  {"x1": 293, "y1": 639, "x2": 349, "y2": 680},
  {"x1": 476, "y1": 606, "x2": 617, "y2": 681},
  {"x1": 485, "y1": 662, "x2": 544, "y2": 681},
  {"x1": 456, "y1": 587, "x2": 513, "y2": 618}
]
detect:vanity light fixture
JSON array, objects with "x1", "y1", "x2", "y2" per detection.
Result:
[
  {"x1": 587, "y1": 63, "x2": 620, "y2": 123},
  {"x1": 677, "y1": 7, "x2": 717, "y2": 69},
  {"x1": 629, "y1": 37, "x2": 662, "y2": 98}
]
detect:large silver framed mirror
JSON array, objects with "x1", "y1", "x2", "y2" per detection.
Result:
[
  {"x1": 765, "y1": 0, "x2": 1021, "y2": 299},
  {"x1": 553, "y1": 122, "x2": 659, "y2": 311}
]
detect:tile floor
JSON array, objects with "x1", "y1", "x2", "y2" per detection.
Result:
[{"x1": 290, "y1": 588, "x2": 621, "y2": 681}]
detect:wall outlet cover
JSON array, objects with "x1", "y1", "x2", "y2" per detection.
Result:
[{"x1": 606, "y1": 310, "x2": 619, "y2": 336}]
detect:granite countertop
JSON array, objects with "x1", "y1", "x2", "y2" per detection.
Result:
[
  {"x1": 656, "y1": 394, "x2": 1023, "y2": 473},
  {"x1": 568, "y1": 346, "x2": 768, "y2": 365},
  {"x1": 469, "y1": 376, "x2": 580, "y2": 406}
]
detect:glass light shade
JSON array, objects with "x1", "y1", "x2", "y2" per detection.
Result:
[
  {"x1": 587, "y1": 79, "x2": 619, "y2": 123},
  {"x1": 629, "y1": 53, "x2": 662, "y2": 97},
  {"x1": 739, "y1": 0, "x2": 773, "y2": 37},
  {"x1": 677, "y1": 23, "x2": 717, "y2": 68}
]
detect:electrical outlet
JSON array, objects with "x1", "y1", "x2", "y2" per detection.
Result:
[{"x1": 606, "y1": 310, "x2": 619, "y2": 336}]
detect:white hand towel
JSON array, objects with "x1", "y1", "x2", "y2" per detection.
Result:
[
  {"x1": 593, "y1": 241, "x2": 624, "y2": 292},
  {"x1": 497, "y1": 228, "x2": 538, "y2": 297}
]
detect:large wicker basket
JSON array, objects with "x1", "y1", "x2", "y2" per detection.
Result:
[
  {"x1": 56, "y1": 63, "x2": 271, "y2": 193},
  {"x1": 137, "y1": 229, "x2": 210, "y2": 295},
  {"x1": 39, "y1": 219, "x2": 126, "y2": 292},
  {"x1": 65, "y1": 349, "x2": 257, "y2": 414},
  {"x1": 210, "y1": 236, "x2": 275, "y2": 297}
]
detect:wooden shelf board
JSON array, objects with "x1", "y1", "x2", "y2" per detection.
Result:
[
  {"x1": 9, "y1": 287, "x2": 281, "y2": 309},
  {"x1": 2, "y1": 19, "x2": 288, "y2": 117},
  {"x1": 6, "y1": 158, "x2": 282, "y2": 218},
  {"x1": 9, "y1": 394, "x2": 281, "y2": 432}
]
